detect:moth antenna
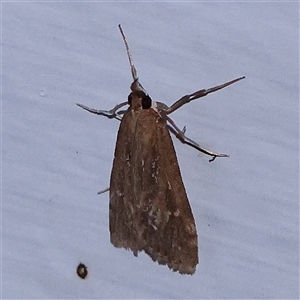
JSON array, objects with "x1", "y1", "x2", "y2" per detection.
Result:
[{"x1": 118, "y1": 24, "x2": 138, "y2": 81}]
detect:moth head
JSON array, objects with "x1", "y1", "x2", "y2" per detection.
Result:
[{"x1": 128, "y1": 91, "x2": 152, "y2": 110}]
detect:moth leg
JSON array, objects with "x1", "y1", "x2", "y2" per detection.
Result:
[
  {"x1": 166, "y1": 115, "x2": 229, "y2": 162},
  {"x1": 97, "y1": 187, "x2": 109, "y2": 195},
  {"x1": 165, "y1": 76, "x2": 245, "y2": 115},
  {"x1": 76, "y1": 102, "x2": 127, "y2": 120}
]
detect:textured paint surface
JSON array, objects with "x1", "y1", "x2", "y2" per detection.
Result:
[{"x1": 2, "y1": 2, "x2": 298, "y2": 299}]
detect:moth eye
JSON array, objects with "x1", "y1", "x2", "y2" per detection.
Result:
[
  {"x1": 142, "y1": 95, "x2": 152, "y2": 109},
  {"x1": 128, "y1": 94, "x2": 132, "y2": 105}
]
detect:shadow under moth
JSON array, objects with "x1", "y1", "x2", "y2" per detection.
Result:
[{"x1": 77, "y1": 25, "x2": 245, "y2": 275}]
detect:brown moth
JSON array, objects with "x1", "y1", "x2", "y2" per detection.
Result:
[{"x1": 77, "y1": 25, "x2": 244, "y2": 275}]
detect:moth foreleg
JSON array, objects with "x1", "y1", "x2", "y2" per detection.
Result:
[
  {"x1": 164, "y1": 76, "x2": 245, "y2": 115},
  {"x1": 166, "y1": 115, "x2": 229, "y2": 162},
  {"x1": 76, "y1": 102, "x2": 127, "y2": 120}
]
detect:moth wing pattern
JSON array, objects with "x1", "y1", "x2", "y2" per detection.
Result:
[{"x1": 109, "y1": 101, "x2": 198, "y2": 274}]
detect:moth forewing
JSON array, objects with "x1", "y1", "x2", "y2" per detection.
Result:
[{"x1": 109, "y1": 93, "x2": 198, "y2": 274}]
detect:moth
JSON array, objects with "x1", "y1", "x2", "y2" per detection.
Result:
[{"x1": 77, "y1": 25, "x2": 244, "y2": 275}]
